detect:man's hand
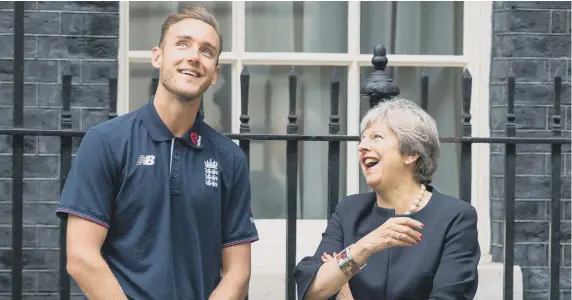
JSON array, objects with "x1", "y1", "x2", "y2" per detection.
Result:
[{"x1": 209, "y1": 243, "x2": 252, "y2": 300}]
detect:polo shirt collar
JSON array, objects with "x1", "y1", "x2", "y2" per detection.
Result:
[{"x1": 141, "y1": 97, "x2": 205, "y2": 150}]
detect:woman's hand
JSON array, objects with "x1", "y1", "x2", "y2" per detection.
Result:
[
  {"x1": 356, "y1": 217, "x2": 424, "y2": 256},
  {"x1": 321, "y1": 252, "x2": 355, "y2": 300}
]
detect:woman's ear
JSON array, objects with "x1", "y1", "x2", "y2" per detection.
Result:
[{"x1": 404, "y1": 154, "x2": 420, "y2": 165}]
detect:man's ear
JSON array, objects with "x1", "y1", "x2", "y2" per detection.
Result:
[
  {"x1": 151, "y1": 46, "x2": 162, "y2": 69},
  {"x1": 211, "y1": 64, "x2": 220, "y2": 86}
]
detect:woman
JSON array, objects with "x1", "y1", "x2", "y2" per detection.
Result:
[{"x1": 293, "y1": 98, "x2": 480, "y2": 300}]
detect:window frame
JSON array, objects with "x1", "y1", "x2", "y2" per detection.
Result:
[{"x1": 117, "y1": 1, "x2": 493, "y2": 258}]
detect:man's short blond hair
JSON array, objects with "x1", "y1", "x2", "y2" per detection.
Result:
[{"x1": 159, "y1": 6, "x2": 223, "y2": 61}]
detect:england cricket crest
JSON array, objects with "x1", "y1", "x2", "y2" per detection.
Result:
[{"x1": 204, "y1": 159, "x2": 219, "y2": 188}]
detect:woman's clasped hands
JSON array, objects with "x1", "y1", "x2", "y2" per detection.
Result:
[{"x1": 320, "y1": 217, "x2": 424, "y2": 300}]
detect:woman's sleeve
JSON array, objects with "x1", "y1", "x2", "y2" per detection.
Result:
[
  {"x1": 293, "y1": 209, "x2": 345, "y2": 300},
  {"x1": 429, "y1": 205, "x2": 481, "y2": 300}
]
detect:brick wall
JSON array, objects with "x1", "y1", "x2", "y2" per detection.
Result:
[
  {"x1": 0, "y1": 1, "x2": 118, "y2": 298},
  {"x1": 489, "y1": 1, "x2": 571, "y2": 299}
]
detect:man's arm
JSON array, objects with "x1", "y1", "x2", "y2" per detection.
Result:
[
  {"x1": 66, "y1": 215, "x2": 127, "y2": 300},
  {"x1": 209, "y1": 243, "x2": 252, "y2": 300},
  {"x1": 56, "y1": 129, "x2": 125, "y2": 298},
  {"x1": 213, "y1": 154, "x2": 259, "y2": 299}
]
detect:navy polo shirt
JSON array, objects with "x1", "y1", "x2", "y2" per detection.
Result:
[{"x1": 56, "y1": 98, "x2": 259, "y2": 300}]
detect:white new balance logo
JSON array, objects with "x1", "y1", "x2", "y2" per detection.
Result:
[{"x1": 136, "y1": 155, "x2": 155, "y2": 166}]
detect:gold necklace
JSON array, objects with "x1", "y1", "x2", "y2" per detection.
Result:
[{"x1": 404, "y1": 184, "x2": 426, "y2": 215}]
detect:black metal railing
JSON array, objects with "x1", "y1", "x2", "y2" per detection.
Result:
[{"x1": 2, "y1": 3, "x2": 571, "y2": 300}]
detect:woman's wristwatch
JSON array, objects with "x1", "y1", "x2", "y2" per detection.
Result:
[{"x1": 335, "y1": 244, "x2": 367, "y2": 278}]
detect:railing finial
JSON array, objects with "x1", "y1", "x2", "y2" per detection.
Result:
[{"x1": 360, "y1": 45, "x2": 400, "y2": 108}]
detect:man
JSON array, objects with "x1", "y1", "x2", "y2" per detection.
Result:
[{"x1": 56, "y1": 6, "x2": 258, "y2": 300}]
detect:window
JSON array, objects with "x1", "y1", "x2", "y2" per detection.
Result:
[
  {"x1": 118, "y1": 1, "x2": 493, "y2": 253},
  {"x1": 357, "y1": 2, "x2": 465, "y2": 197}
]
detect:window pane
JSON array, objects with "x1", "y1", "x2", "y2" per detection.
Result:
[
  {"x1": 128, "y1": 63, "x2": 232, "y2": 133},
  {"x1": 245, "y1": 65, "x2": 348, "y2": 219},
  {"x1": 358, "y1": 66, "x2": 464, "y2": 198},
  {"x1": 360, "y1": 1, "x2": 464, "y2": 55},
  {"x1": 245, "y1": 1, "x2": 348, "y2": 53},
  {"x1": 129, "y1": 1, "x2": 232, "y2": 52}
]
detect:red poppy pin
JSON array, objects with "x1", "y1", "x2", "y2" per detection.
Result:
[{"x1": 190, "y1": 132, "x2": 199, "y2": 145}]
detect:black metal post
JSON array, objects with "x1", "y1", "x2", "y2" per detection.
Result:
[
  {"x1": 11, "y1": 2, "x2": 24, "y2": 299},
  {"x1": 108, "y1": 69, "x2": 118, "y2": 120},
  {"x1": 460, "y1": 70, "x2": 472, "y2": 204},
  {"x1": 360, "y1": 45, "x2": 400, "y2": 108},
  {"x1": 503, "y1": 69, "x2": 516, "y2": 300},
  {"x1": 420, "y1": 69, "x2": 429, "y2": 111},
  {"x1": 59, "y1": 71, "x2": 73, "y2": 300},
  {"x1": 548, "y1": 69, "x2": 562, "y2": 300},
  {"x1": 286, "y1": 67, "x2": 298, "y2": 300},
  {"x1": 239, "y1": 67, "x2": 250, "y2": 300},
  {"x1": 327, "y1": 70, "x2": 340, "y2": 218},
  {"x1": 239, "y1": 67, "x2": 251, "y2": 165}
]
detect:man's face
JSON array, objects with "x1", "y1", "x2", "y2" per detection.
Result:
[{"x1": 152, "y1": 18, "x2": 220, "y2": 102}]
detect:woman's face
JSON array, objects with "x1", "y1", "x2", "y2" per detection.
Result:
[{"x1": 358, "y1": 121, "x2": 411, "y2": 189}]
